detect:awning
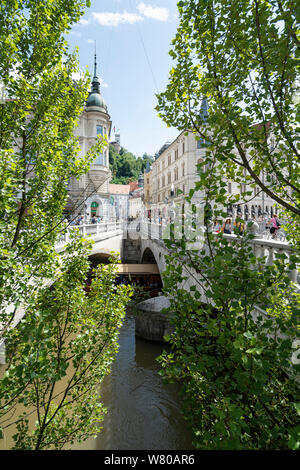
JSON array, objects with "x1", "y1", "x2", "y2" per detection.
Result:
[{"x1": 114, "y1": 264, "x2": 160, "y2": 275}]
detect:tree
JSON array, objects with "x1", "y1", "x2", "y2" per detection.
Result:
[
  {"x1": 156, "y1": 0, "x2": 300, "y2": 449},
  {"x1": 109, "y1": 145, "x2": 153, "y2": 184},
  {"x1": 0, "y1": 0, "x2": 131, "y2": 448},
  {"x1": 0, "y1": 0, "x2": 101, "y2": 340},
  {"x1": 156, "y1": 0, "x2": 299, "y2": 219},
  {"x1": 0, "y1": 241, "x2": 131, "y2": 450},
  {"x1": 159, "y1": 230, "x2": 300, "y2": 449}
]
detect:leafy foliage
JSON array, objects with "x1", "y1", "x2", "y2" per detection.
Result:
[
  {"x1": 156, "y1": 0, "x2": 300, "y2": 450},
  {"x1": 159, "y1": 230, "x2": 300, "y2": 449},
  {"x1": 0, "y1": 238, "x2": 132, "y2": 450},
  {"x1": 0, "y1": 0, "x2": 131, "y2": 449},
  {"x1": 109, "y1": 144, "x2": 153, "y2": 184},
  {"x1": 156, "y1": 0, "x2": 300, "y2": 217}
]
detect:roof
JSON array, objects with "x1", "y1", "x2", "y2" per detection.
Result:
[
  {"x1": 109, "y1": 184, "x2": 130, "y2": 195},
  {"x1": 251, "y1": 120, "x2": 272, "y2": 131},
  {"x1": 129, "y1": 181, "x2": 139, "y2": 191}
]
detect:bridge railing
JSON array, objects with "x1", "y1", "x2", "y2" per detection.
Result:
[
  {"x1": 222, "y1": 233, "x2": 298, "y2": 284},
  {"x1": 55, "y1": 222, "x2": 123, "y2": 249},
  {"x1": 139, "y1": 220, "x2": 299, "y2": 286}
]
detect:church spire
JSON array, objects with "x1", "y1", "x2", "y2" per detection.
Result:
[
  {"x1": 199, "y1": 96, "x2": 209, "y2": 121},
  {"x1": 91, "y1": 41, "x2": 100, "y2": 94},
  {"x1": 93, "y1": 40, "x2": 97, "y2": 78},
  {"x1": 86, "y1": 44, "x2": 108, "y2": 112}
]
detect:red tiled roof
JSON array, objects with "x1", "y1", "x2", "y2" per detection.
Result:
[
  {"x1": 129, "y1": 181, "x2": 139, "y2": 191},
  {"x1": 109, "y1": 184, "x2": 130, "y2": 195}
]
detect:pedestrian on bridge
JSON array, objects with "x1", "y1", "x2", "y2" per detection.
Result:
[
  {"x1": 221, "y1": 218, "x2": 232, "y2": 234},
  {"x1": 270, "y1": 214, "x2": 281, "y2": 239}
]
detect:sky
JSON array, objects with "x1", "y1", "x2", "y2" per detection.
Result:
[{"x1": 66, "y1": 0, "x2": 181, "y2": 158}]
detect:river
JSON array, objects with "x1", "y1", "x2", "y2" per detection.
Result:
[{"x1": 76, "y1": 312, "x2": 193, "y2": 450}]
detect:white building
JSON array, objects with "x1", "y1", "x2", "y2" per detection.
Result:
[
  {"x1": 149, "y1": 98, "x2": 278, "y2": 223},
  {"x1": 67, "y1": 54, "x2": 112, "y2": 222},
  {"x1": 129, "y1": 176, "x2": 144, "y2": 219},
  {"x1": 109, "y1": 184, "x2": 130, "y2": 221}
]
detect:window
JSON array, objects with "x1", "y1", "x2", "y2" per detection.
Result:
[
  {"x1": 175, "y1": 149, "x2": 178, "y2": 160},
  {"x1": 94, "y1": 149, "x2": 107, "y2": 165},
  {"x1": 197, "y1": 138, "x2": 204, "y2": 149},
  {"x1": 240, "y1": 183, "x2": 247, "y2": 194},
  {"x1": 168, "y1": 154, "x2": 171, "y2": 166},
  {"x1": 96, "y1": 125, "x2": 103, "y2": 136},
  {"x1": 174, "y1": 167, "x2": 178, "y2": 181},
  {"x1": 95, "y1": 126, "x2": 105, "y2": 164},
  {"x1": 168, "y1": 172, "x2": 171, "y2": 184},
  {"x1": 162, "y1": 175, "x2": 165, "y2": 187},
  {"x1": 94, "y1": 153, "x2": 106, "y2": 165},
  {"x1": 182, "y1": 142, "x2": 185, "y2": 154},
  {"x1": 228, "y1": 182, "x2": 232, "y2": 193},
  {"x1": 182, "y1": 163, "x2": 185, "y2": 177}
]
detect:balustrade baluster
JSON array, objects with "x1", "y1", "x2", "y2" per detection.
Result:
[{"x1": 266, "y1": 247, "x2": 274, "y2": 266}]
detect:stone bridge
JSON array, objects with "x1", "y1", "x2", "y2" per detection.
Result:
[
  {"x1": 56, "y1": 221, "x2": 125, "y2": 258},
  {"x1": 1, "y1": 219, "x2": 298, "y2": 363}
]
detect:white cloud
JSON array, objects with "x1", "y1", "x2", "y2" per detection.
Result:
[
  {"x1": 87, "y1": 39, "x2": 94, "y2": 44},
  {"x1": 78, "y1": 18, "x2": 90, "y2": 26},
  {"x1": 137, "y1": 3, "x2": 169, "y2": 22},
  {"x1": 92, "y1": 11, "x2": 143, "y2": 27},
  {"x1": 69, "y1": 31, "x2": 82, "y2": 38}
]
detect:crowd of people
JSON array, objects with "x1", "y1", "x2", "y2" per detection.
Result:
[
  {"x1": 69, "y1": 214, "x2": 104, "y2": 226},
  {"x1": 213, "y1": 214, "x2": 282, "y2": 239}
]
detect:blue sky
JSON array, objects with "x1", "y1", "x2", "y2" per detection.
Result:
[{"x1": 66, "y1": 0, "x2": 180, "y2": 157}]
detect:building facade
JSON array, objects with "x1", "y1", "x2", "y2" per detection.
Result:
[
  {"x1": 67, "y1": 54, "x2": 112, "y2": 222},
  {"x1": 149, "y1": 130, "x2": 206, "y2": 222},
  {"x1": 128, "y1": 176, "x2": 144, "y2": 219},
  {"x1": 109, "y1": 184, "x2": 130, "y2": 221},
  {"x1": 147, "y1": 98, "x2": 278, "y2": 223}
]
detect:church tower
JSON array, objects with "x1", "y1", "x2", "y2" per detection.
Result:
[{"x1": 68, "y1": 52, "x2": 112, "y2": 221}]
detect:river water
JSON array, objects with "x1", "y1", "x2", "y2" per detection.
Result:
[{"x1": 76, "y1": 313, "x2": 193, "y2": 450}]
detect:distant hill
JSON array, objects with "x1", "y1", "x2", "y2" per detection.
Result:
[{"x1": 109, "y1": 144, "x2": 153, "y2": 185}]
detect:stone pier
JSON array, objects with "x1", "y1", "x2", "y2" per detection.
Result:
[{"x1": 135, "y1": 295, "x2": 174, "y2": 343}]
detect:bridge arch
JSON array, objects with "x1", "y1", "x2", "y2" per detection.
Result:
[
  {"x1": 140, "y1": 243, "x2": 166, "y2": 278},
  {"x1": 141, "y1": 247, "x2": 157, "y2": 264}
]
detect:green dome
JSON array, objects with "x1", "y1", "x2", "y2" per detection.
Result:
[
  {"x1": 86, "y1": 91, "x2": 107, "y2": 111},
  {"x1": 86, "y1": 52, "x2": 108, "y2": 112}
]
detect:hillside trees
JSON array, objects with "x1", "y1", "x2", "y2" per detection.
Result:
[
  {"x1": 156, "y1": 0, "x2": 300, "y2": 449},
  {"x1": 0, "y1": 0, "x2": 131, "y2": 448},
  {"x1": 109, "y1": 144, "x2": 153, "y2": 184}
]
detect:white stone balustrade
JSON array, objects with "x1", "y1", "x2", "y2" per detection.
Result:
[
  {"x1": 55, "y1": 222, "x2": 123, "y2": 251},
  {"x1": 139, "y1": 221, "x2": 299, "y2": 287}
]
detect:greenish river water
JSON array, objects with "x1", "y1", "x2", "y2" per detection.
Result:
[{"x1": 76, "y1": 313, "x2": 193, "y2": 450}]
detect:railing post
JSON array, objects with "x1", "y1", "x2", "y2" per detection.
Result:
[{"x1": 266, "y1": 246, "x2": 274, "y2": 266}]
